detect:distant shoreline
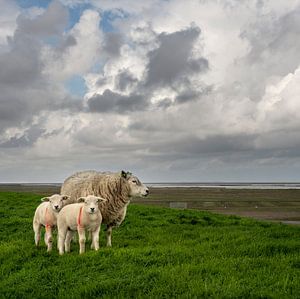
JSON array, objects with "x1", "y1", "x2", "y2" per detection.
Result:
[
  {"x1": 1, "y1": 184, "x2": 299, "y2": 223},
  {"x1": 1, "y1": 182, "x2": 300, "y2": 189}
]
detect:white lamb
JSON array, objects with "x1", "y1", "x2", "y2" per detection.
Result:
[
  {"x1": 57, "y1": 195, "x2": 106, "y2": 255},
  {"x1": 33, "y1": 194, "x2": 69, "y2": 252}
]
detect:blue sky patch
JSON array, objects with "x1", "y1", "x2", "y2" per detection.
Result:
[
  {"x1": 65, "y1": 75, "x2": 87, "y2": 97},
  {"x1": 100, "y1": 9, "x2": 129, "y2": 33},
  {"x1": 67, "y1": 3, "x2": 93, "y2": 30},
  {"x1": 16, "y1": 0, "x2": 52, "y2": 9}
]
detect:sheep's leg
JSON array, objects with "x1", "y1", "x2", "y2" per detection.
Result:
[
  {"x1": 44, "y1": 228, "x2": 48, "y2": 246},
  {"x1": 78, "y1": 227, "x2": 86, "y2": 254},
  {"x1": 58, "y1": 227, "x2": 67, "y2": 255},
  {"x1": 65, "y1": 230, "x2": 74, "y2": 253},
  {"x1": 88, "y1": 231, "x2": 92, "y2": 241},
  {"x1": 91, "y1": 226, "x2": 101, "y2": 251},
  {"x1": 45, "y1": 226, "x2": 53, "y2": 252},
  {"x1": 106, "y1": 225, "x2": 113, "y2": 247},
  {"x1": 33, "y1": 221, "x2": 41, "y2": 246}
]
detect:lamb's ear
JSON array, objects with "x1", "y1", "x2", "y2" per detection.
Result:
[
  {"x1": 96, "y1": 196, "x2": 107, "y2": 203},
  {"x1": 61, "y1": 195, "x2": 70, "y2": 201},
  {"x1": 78, "y1": 197, "x2": 86, "y2": 203},
  {"x1": 41, "y1": 197, "x2": 50, "y2": 202},
  {"x1": 121, "y1": 170, "x2": 127, "y2": 178}
]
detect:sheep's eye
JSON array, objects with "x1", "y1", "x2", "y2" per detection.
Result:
[{"x1": 132, "y1": 180, "x2": 137, "y2": 184}]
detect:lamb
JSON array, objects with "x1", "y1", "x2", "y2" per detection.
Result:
[
  {"x1": 33, "y1": 194, "x2": 69, "y2": 252},
  {"x1": 57, "y1": 195, "x2": 107, "y2": 255},
  {"x1": 61, "y1": 170, "x2": 149, "y2": 247}
]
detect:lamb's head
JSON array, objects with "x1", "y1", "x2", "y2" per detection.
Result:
[
  {"x1": 41, "y1": 194, "x2": 69, "y2": 212},
  {"x1": 121, "y1": 170, "x2": 149, "y2": 197},
  {"x1": 78, "y1": 195, "x2": 107, "y2": 214}
]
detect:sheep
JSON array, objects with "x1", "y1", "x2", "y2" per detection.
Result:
[
  {"x1": 33, "y1": 194, "x2": 69, "y2": 252},
  {"x1": 61, "y1": 170, "x2": 149, "y2": 247},
  {"x1": 57, "y1": 195, "x2": 107, "y2": 255}
]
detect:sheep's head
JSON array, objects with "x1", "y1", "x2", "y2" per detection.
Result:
[
  {"x1": 78, "y1": 195, "x2": 106, "y2": 214},
  {"x1": 121, "y1": 170, "x2": 149, "y2": 197},
  {"x1": 41, "y1": 194, "x2": 69, "y2": 212}
]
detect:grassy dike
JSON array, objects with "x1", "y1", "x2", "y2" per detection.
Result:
[{"x1": 0, "y1": 191, "x2": 299, "y2": 298}]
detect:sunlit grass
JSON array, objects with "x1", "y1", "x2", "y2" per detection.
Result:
[{"x1": 0, "y1": 192, "x2": 299, "y2": 298}]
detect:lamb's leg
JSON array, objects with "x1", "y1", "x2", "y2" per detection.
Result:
[
  {"x1": 33, "y1": 221, "x2": 41, "y2": 246},
  {"x1": 58, "y1": 227, "x2": 67, "y2": 255},
  {"x1": 65, "y1": 230, "x2": 74, "y2": 253},
  {"x1": 45, "y1": 226, "x2": 53, "y2": 252},
  {"x1": 78, "y1": 227, "x2": 86, "y2": 254},
  {"x1": 91, "y1": 225, "x2": 101, "y2": 251},
  {"x1": 106, "y1": 225, "x2": 113, "y2": 247}
]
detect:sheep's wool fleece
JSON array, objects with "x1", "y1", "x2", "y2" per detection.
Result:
[{"x1": 61, "y1": 171, "x2": 130, "y2": 226}]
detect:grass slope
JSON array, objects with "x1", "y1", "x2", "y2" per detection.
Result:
[{"x1": 0, "y1": 192, "x2": 299, "y2": 298}]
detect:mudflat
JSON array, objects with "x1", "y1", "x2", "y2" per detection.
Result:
[{"x1": 1, "y1": 184, "x2": 299, "y2": 222}]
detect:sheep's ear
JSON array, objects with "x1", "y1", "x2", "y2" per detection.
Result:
[
  {"x1": 78, "y1": 197, "x2": 86, "y2": 203},
  {"x1": 121, "y1": 170, "x2": 127, "y2": 178},
  {"x1": 61, "y1": 195, "x2": 69, "y2": 201},
  {"x1": 41, "y1": 197, "x2": 50, "y2": 202},
  {"x1": 96, "y1": 197, "x2": 107, "y2": 203}
]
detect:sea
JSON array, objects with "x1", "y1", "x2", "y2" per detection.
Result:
[
  {"x1": 146, "y1": 182, "x2": 300, "y2": 189},
  {"x1": 2, "y1": 182, "x2": 300, "y2": 189}
]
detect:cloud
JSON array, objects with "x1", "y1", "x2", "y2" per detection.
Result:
[
  {"x1": 256, "y1": 64, "x2": 300, "y2": 132},
  {"x1": 1, "y1": 0, "x2": 300, "y2": 182},
  {"x1": 15, "y1": 1, "x2": 68, "y2": 38},
  {"x1": 84, "y1": 24, "x2": 210, "y2": 113},
  {"x1": 0, "y1": 0, "x2": 19, "y2": 48},
  {"x1": 0, "y1": 125, "x2": 44, "y2": 148},
  {"x1": 0, "y1": 1, "x2": 71, "y2": 134},
  {"x1": 145, "y1": 26, "x2": 208, "y2": 87},
  {"x1": 103, "y1": 32, "x2": 123, "y2": 57},
  {"x1": 87, "y1": 89, "x2": 147, "y2": 113},
  {"x1": 42, "y1": 9, "x2": 102, "y2": 81},
  {"x1": 115, "y1": 70, "x2": 138, "y2": 91}
]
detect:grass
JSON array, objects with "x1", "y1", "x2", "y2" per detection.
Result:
[{"x1": 0, "y1": 191, "x2": 299, "y2": 298}]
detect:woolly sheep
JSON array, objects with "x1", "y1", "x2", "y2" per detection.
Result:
[
  {"x1": 57, "y1": 195, "x2": 107, "y2": 255},
  {"x1": 33, "y1": 194, "x2": 69, "y2": 252},
  {"x1": 61, "y1": 170, "x2": 149, "y2": 247}
]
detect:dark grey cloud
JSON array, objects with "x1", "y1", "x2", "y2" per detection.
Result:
[
  {"x1": 175, "y1": 90, "x2": 199, "y2": 103},
  {"x1": 87, "y1": 89, "x2": 148, "y2": 113},
  {"x1": 15, "y1": 1, "x2": 68, "y2": 38},
  {"x1": 0, "y1": 40, "x2": 42, "y2": 88},
  {"x1": 0, "y1": 125, "x2": 44, "y2": 148},
  {"x1": 57, "y1": 35, "x2": 77, "y2": 52},
  {"x1": 83, "y1": 25, "x2": 211, "y2": 115},
  {"x1": 237, "y1": 5, "x2": 300, "y2": 101},
  {"x1": 243, "y1": 5, "x2": 300, "y2": 67},
  {"x1": 175, "y1": 84, "x2": 212, "y2": 104},
  {"x1": 145, "y1": 26, "x2": 209, "y2": 87},
  {"x1": 103, "y1": 32, "x2": 123, "y2": 57},
  {"x1": 156, "y1": 98, "x2": 173, "y2": 109},
  {"x1": 1, "y1": 1, "x2": 300, "y2": 183},
  {"x1": 0, "y1": 1, "x2": 72, "y2": 134},
  {"x1": 115, "y1": 70, "x2": 138, "y2": 91},
  {"x1": 165, "y1": 134, "x2": 256, "y2": 156},
  {"x1": 87, "y1": 26, "x2": 211, "y2": 115}
]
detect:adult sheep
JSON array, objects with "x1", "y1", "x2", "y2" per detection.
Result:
[{"x1": 61, "y1": 170, "x2": 149, "y2": 247}]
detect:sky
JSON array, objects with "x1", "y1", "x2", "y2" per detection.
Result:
[{"x1": 0, "y1": 0, "x2": 300, "y2": 183}]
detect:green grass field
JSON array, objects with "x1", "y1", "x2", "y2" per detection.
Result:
[{"x1": 0, "y1": 191, "x2": 300, "y2": 298}]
